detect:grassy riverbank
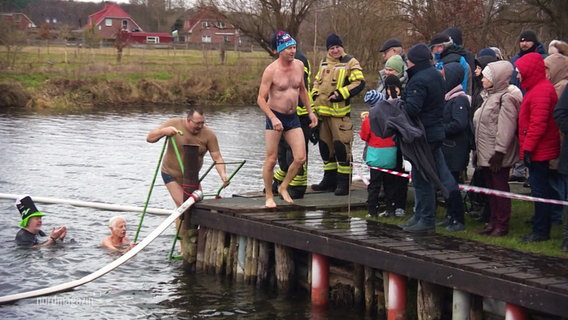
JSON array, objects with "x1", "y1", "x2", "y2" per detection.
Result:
[{"x1": 0, "y1": 46, "x2": 276, "y2": 110}]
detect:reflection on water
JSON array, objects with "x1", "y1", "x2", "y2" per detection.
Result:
[{"x1": 0, "y1": 104, "x2": 368, "y2": 319}]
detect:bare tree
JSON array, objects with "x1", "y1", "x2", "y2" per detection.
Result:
[
  {"x1": 114, "y1": 26, "x2": 130, "y2": 64},
  {"x1": 0, "y1": 19, "x2": 28, "y2": 70},
  {"x1": 208, "y1": 0, "x2": 319, "y2": 56}
]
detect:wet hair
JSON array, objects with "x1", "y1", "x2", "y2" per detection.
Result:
[
  {"x1": 187, "y1": 107, "x2": 204, "y2": 119},
  {"x1": 109, "y1": 215, "x2": 126, "y2": 228}
]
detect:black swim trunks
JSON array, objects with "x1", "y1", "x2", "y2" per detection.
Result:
[{"x1": 266, "y1": 110, "x2": 301, "y2": 131}]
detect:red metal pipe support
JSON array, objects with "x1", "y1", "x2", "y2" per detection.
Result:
[
  {"x1": 387, "y1": 272, "x2": 407, "y2": 320},
  {"x1": 506, "y1": 303, "x2": 528, "y2": 320},
  {"x1": 311, "y1": 253, "x2": 329, "y2": 306}
]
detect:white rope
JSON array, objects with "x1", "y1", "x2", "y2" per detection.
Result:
[
  {"x1": 0, "y1": 193, "x2": 172, "y2": 215},
  {"x1": 0, "y1": 190, "x2": 203, "y2": 304}
]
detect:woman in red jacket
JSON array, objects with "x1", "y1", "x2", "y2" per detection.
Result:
[{"x1": 515, "y1": 52, "x2": 561, "y2": 243}]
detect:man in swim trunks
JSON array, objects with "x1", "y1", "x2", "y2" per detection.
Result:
[
  {"x1": 257, "y1": 30, "x2": 318, "y2": 208},
  {"x1": 147, "y1": 107, "x2": 229, "y2": 207}
]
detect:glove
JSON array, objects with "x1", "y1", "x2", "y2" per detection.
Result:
[
  {"x1": 523, "y1": 151, "x2": 532, "y2": 167},
  {"x1": 309, "y1": 125, "x2": 319, "y2": 145},
  {"x1": 488, "y1": 151, "x2": 505, "y2": 173},
  {"x1": 328, "y1": 90, "x2": 344, "y2": 103}
]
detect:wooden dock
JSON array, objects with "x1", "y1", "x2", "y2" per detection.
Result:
[{"x1": 186, "y1": 189, "x2": 568, "y2": 318}]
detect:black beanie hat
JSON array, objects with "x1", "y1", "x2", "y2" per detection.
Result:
[
  {"x1": 475, "y1": 55, "x2": 498, "y2": 70},
  {"x1": 407, "y1": 43, "x2": 432, "y2": 63},
  {"x1": 326, "y1": 33, "x2": 343, "y2": 50},
  {"x1": 443, "y1": 27, "x2": 463, "y2": 46},
  {"x1": 519, "y1": 30, "x2": 538, "y2": 43}
]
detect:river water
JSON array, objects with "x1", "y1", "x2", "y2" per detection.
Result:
[{"x1": 0, "y1": 104, "x2": 370, "y2": 319}]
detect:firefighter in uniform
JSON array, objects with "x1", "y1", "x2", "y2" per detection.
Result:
[
  {"x1": 269, "y1": 33, "x2": 312, "y2": 199},
  {"x1": 311, "y1": 33, "x2": 365, "y2": 195}
]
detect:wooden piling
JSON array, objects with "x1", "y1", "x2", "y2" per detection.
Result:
[
  {"x1": 417, "y1": 280, "x2": 443, "y2": 319},
  {"x1": 469, "y1": 294, "x2": 484, "y2": 320},
  {"x1": 181, "y1": 144, "x2": 200, "y2": 272},
  {"x1": 214, "y1": 230, "x2": 225, "y2": 275},
  {"x1": 244, "y1": 237, "x2": 259, "y2": 283},
  {"x1": 196, "y1": 227, "x2": 206, "y2": 271},
  {"x1": 364, "y1": 266, "x2": 374, "y2": 312},
  {"x1": 226, "y1": 233, "x2": 237, "y2": 278},
  {"x1": 257, "y1": 241, "x2": 270, "y2": 285},
  {"x1": 353, "y1": 264, "x2": 364, "y2": 306},
  {"x1": 275, "y1": 244, "x2": 295, "y2": 292}
]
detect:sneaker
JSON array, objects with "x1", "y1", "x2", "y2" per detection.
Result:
[
  {"x1": 436, "y1": 217, "x2": 451, "y2": 227},
  {"x1": 403, "y1": 221, "x2": 435, "y2": 233},
  {"x1": 445, "y1": 222, "x2": 465, "y2": 232},
  {"x1": 379, "y1": 210, "x2": 395, "y2": 218},
  {"x1": 367, "y1": 213, "x2": 378, "y2": 219},
  {"x1": 394, "y1": 208, "x2": 406, "y2": 217},
  {"x1": 398, "y1": 216, "x2": 419, "y2": 229}
]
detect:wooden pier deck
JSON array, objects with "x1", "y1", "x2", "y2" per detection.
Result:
[{"x1": 189, "y1": 189, "x2": 568, "y2": 317}]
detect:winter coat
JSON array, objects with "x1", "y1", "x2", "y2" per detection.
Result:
[
  {"x1": 553, "y1": 87, "x2": 568, "y2": 175},
  {"x1": 369, "y1": 98, "x2": 449, "y2": 197},
  {"x1": 473, "y1": 61, "x2": 523, "y2": 167},
  {"x1": 515, "y1": 52, "x2": 560, "y2": 162},
  {"x1": 544, "y1": 53, "x2": 568, "y2": 97},
  {"x1": 403, "y1": 60, "x2": 446, "y2": 144},
  {"x1": 441, "y1": 62, "x2": 473, "y2": 172},
  {"x1": 360, "y1": 116, "x2": 397, "y2": 168}
]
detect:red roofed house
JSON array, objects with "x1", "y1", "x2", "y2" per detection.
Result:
[
  {"x1": 0, "y1": 13, "x2": 37, "y2": 31},
  {"x1": 182, "y1": 7, "x2": 240, "y2": 46},
  {"x1": 84, "y1": 2, "x2": 171, "y2": 44}
]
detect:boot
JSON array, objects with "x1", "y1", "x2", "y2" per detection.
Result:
[
  {"x1": 288, "y1": 185, "x2": 306, "y2": 199},
  {"x1": 311, "y1": 170, "x2": 336, "y2": 192},
  {"x1": 334, "y1": 172, "x2": 350, "y2": 196}
]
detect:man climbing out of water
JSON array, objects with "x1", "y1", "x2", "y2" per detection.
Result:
[
  {"x1": 102, "y1": 215, "x2": 136, "y2": 253},
  {"x1": 146, "y1": 107, "x2": 230, "y2": 207},
  {"x1": 147, "y1": 108, "x2": 229, "y2": 250},
  {"x1": 15, "y1": 195, "x2": 67, "y2": 248},
  {"x1": 257, "y1": 30, "x2": 318, "y2": 208}
]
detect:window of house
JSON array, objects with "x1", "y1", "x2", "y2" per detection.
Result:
[
  {"x1": 146, "y1": 36, "x2": 159, "y2": 44},
  {"x1": 202, "y1": 21, "x2": 210, "y2": 29},
  {"x1": 202, "y1": 35, "x2": 211, "y2": 43},
  {"x1": 223, "y1": 36, "x2": 229, "y2": 43},
  {"x1": 216, "y1": 21, "x2": 225, "y2": 29},
  {"x1": 122, "y1": 20, "x2": 128, "y2": 30},
  {"x1": 105, "y1": 19, "x2": 112, "y2": 27},
  {"x1": 15, "y1": 15, "x2": 21, "y2": 23}
]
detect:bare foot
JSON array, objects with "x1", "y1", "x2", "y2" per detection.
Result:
[
  {"x1": 278, "y1": 186, "x2": 294, "y2": 204},
  {"x1": 265, "y1": 198, "x2": 277, "y2": 208}
]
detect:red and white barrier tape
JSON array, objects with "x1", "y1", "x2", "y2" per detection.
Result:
[{"x1": 353, "y1": 162, "x2": 568, "y2": 206}]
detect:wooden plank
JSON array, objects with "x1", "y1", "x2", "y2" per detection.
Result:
[{"x1": 189, "y1": 208, "x2": 568, "y2": 316}]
